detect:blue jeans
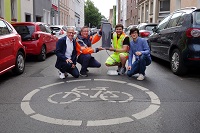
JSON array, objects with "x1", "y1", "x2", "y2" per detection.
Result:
[
  {"x1": 77, "y1": 54, "x2": 101, "y2": 73},
  {"x1": 59, "y1": 62, "x2": 79, "y2": 78},
  {"x1": 127, "y1": 54, "x2": 151, "y2": 77}
]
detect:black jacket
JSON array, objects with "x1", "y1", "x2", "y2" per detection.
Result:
[{"x1": 55, "y1": 36, "x2": 77, "y2": 69}]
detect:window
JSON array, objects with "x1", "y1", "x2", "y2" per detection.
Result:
[
  {"x1": 194, "y1": 12, "x2": 200, "y2": 25},
  {"x1": 11, "y1": 0, "x2": 16, "y2": 19},
  {"x1": 0, "y1": 20, "x2": 11, "y2": 35},
  {"x1": 160, "y1": 0, "x2": 170, "y2": 12},
  {"x1": 13, "y1": 25, "x2": 35, "y2": 41},
  {"x1": 39, "y1": 24, "x2": 46, "y2": 32},
  {"x1": 157, "y1": 15, "x2": 172, "y2": 31},
  {"x1": 167, "y1": 12, "x2": 182, "y2": 28}
]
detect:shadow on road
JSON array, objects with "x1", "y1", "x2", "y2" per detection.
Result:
[{"x1": 152, "y1": 56, "x2": 200, "y2": 78}]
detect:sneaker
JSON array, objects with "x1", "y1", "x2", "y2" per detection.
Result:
[
  {"x1": 64, "y1": 72, "x2": 68, "y2": 77},
  {"x1": 80, "y1": 72, "x2": 88, "y2": 77},
  {"x1": 137, "y1": 74, "x2": 145, "y2": 80},
  {"x1": 117, "y1": 66, "x2": 121, "y2": 72},
  {"x1": 58, "y1": 71, "x2": 65, "y2": 79},
  {"x1": 118, "y1": 67, "x2": 126, "y2": 75},
  {"x1": 117, "y1": 63, "x2": 122, "y2": 72}
]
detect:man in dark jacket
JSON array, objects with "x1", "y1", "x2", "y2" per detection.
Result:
[{"x1": 55, "y1": 27, "x2": 79, "y2": 79}]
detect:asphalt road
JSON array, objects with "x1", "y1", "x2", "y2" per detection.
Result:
[{"x1": 0, "y1": 41, "x2": 200, "y2": 133}]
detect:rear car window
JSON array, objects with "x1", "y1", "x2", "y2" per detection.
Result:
[
  {"x1": 145, "y1": 25, "x2": 157, "y2": 31},
  {"x1": 194, "y1": 11, "x2": 200, "y2": 24},
  {"x1": 13, "y1": 25, "x2": 35, "y2": 41}
]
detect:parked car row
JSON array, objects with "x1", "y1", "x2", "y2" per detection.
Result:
[{"x1": 0, "y1": 19, "x2": 60, "y2": 76}]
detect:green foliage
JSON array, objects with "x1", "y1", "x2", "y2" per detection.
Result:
[{"x1": 84, "y1": 0, "x2": 107, "y2": 28}]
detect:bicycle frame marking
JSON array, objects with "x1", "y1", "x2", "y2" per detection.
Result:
[{"x1": 48, "y1": 86, "x2": 133, "y2": 104}]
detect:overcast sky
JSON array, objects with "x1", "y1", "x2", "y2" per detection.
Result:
[{"x1": 91, "y1": 0, "x2": 116, "y2": 19}]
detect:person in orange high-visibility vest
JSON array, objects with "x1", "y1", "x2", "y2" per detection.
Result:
[
  {"x1": 105, "y1": 24, "x2": 130, "y2": 75},
  {"x1": 76, "y1": 26, "x2": 104, "y2": 77}
]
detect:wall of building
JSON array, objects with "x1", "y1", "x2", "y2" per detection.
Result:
[
  {"x1": 59, "y1": 0, "x2": 69, "y2": 25},
  {"x1": 170, "y1": 0, "x2": 198, "y2": 12},
  {"x1": 33, "y1": 0, "x2": 51, "y2": 24},
  {"x1": 21, "y1": 0, "x2": 33, "y2": 22},
  {"x1": 69, "y1": 0, "x2": 75, "y2": 26},
  {"x1": 2, "y1": 0, "x2": 21, "y2": 22}
]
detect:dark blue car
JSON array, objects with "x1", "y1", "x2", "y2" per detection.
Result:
[{"x1": 148, "y1": 7, "x2": 200, "y2": 75}]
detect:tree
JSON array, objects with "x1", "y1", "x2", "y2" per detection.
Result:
[{"x1": 84, "y1": 0, "x2": 106, "y2": 28}]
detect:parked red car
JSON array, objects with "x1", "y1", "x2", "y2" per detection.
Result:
[
  {"x1": 0, "y1": 18, "x2": 26, "y2": 75},
  {"x1": 11, "y1": 22, "x2": 58, "y2": 61}
]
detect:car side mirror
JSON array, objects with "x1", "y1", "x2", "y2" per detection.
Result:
[{"x1": 51, "y1": 31, "x2": 56, "y2": 35}]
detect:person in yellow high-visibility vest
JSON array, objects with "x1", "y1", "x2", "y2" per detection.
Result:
[{"x1": 105, "y1": 24, "x2": 130, "y2": 75}]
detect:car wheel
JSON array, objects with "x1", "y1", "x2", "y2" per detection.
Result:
[
  {"x1": 38, "y1": 45, "x2": 46, "y2": 61},
  {"x1": 13, "y1": 51, "x2": 25, "y2": 75},
  {"x1": 170, "y1": 49, "x2": 187, "y2": 75}
]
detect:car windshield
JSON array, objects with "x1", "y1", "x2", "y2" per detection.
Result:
[
  {"x1": 50, "y1": 27, "x2": 61, "y2": 32},
  {"x1": 13, "y1": 25, "x2": 35, "y2": 41}
]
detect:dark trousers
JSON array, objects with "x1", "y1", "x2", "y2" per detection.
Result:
[
  {"x1": 77, "y1": 54, "x2": 101, "y2": 73},
  {"x1": 60, "y1": 62, "x2": 79, "y2": 78},
  {"x1": 127, "y1": 54, "x2": 151, "y2": 77}
]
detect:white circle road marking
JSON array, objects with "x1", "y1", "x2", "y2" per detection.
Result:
[{"x1": 21, "y1": 79, "x2": 160, "y2": 126}]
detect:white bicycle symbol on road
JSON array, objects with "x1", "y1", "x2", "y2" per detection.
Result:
[{"x1": 48, "y1": 86, "x2": 134, "y2": 104}]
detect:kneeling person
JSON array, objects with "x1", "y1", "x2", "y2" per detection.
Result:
[
  {"x1": 55, "y1": 27, "x2": 79, "y2": 79},
  {"x1": 105, "y1": 24, "x2": 130, "y2": 75},
  {"x1": 127, "y1": 28, "x2": 151, "y2": 80}
]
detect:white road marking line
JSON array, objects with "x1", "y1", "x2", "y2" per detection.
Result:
[
  {"x1": 94, "y1": 79, "x2": 127, "y2": 84},
  {"x1": 132, "y1": 104, "x2": 160, "y2": 120},
  {"x1": 127, "y1": 83, "x2": 149, "y2": 91},
  {"x1": 87, "y1": 117, "x2": 133, "y2": 126},
  {"x1": 39, "y1": 82, "x2": 65, "y2": 89},
  {"x1": 146, "y1": 91, "x2": 161, "y2": 105},
  {"x1": 22, "y1": 89, "x2": 40, "y2": 101},
  {"x1": 21, "y1": 79, "x2": 161, "y2": 126},
  {"x1": 67, "y1": 79, "x2": 91, "y2": 83},
  {"x1": 21, "y1": 102, "x2": 35, "y2": 115},
  {"x1": 31, "y1": 114, "x2": 82, "y2": 126}
]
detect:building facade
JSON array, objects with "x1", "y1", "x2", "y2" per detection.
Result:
[
  {"x1": 126, "y1": 0, "x2": 138, "y2": 26},
  {"x1": 69, "y1": 0, "x2": 75, "y2": 26},
  {"x1": 108, "y1": 9, "x2": 114, "y2": 26},
  {"x1": 59, "y1": 0, "x2": 69, "y2": 25},
  {"x1": 33, "y1": 0, "x2": 51, "y2": 24},
  {"x1": 51, "y1": 0, "x2": 59, "y2": 25},
  {"x1": 21, "y1": 0, "x2": 33, "y2": 22},
  {"x1": 74, "y1": 0, "x2": 84, "y2": 27},
  {"x1": 0, "y1": 0, "x2": 21, "y2": 22},
  {"x1": 137, "y1": 0, "x2": 200, "y2": 24},
  {"x1": 121, "y1": 0, "x2": 127, "y2": 27}
]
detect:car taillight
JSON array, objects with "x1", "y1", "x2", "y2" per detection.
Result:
[
  {"x1": 140, "y1": 31, "x2": 150, "y2": 37},
  {"x1": 186, "y1": 28, "x2": 200, "y2": 37},
  {"x1": 32, "y1": 33, "x2": 40, "y2": 40}
]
